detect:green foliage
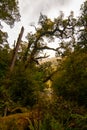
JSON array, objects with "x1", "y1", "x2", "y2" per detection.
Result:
[
  {"x1": 27, "y1": 112, "x2": 64, "y2": 130},
  {"x1": 76, "y1": 1, "x2": 87, "y2": 49},
  {"x1": 39, "y1": 61, "x2": 54, "y2": 82},
  {"x1": 0, "y1": 0, "x2": 20, "y2": 44},
  {"x1": 0, "y1": 1, "x2": 87, "y2": 130},
  {"x1": 41, "y1": 94, "x2": 87, "y2": 130},
  {"x1": 41, "y1": 113, "x2": 64, "y2": 130},
  {"x1": 0, "y1": 44, "x2": 11, "y2": 81},
  {"x1": 0, "y1": 0, "x2": 20, "y2": 26},
  {"x1": 69, "y1": 113, "x2": 87, "y2": 130},
  {"x1": 52, "y1": 50, "x2": 87, "y2": 107},
  {"x1": 0, "y1": 30, "x2": 8, "y2": 44},
  {"x1": 39, "y1": 13, "x2": 54, "y2": 32},
  {"x1": 8, "y1": 65, "x2": 44, "y2": 107}
]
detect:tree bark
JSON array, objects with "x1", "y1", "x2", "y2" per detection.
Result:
[{"x1": 10, "y1": 26, "x2": 24, "y2": 72}]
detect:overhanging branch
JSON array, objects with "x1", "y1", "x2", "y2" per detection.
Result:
[{"x1": 37, "y1": 46, "x2": 57, "y2": 51}]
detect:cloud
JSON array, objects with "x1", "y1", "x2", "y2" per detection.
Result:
[
  {"x1": 19, "y1": 0, "x2": 71, "y2": 24},
  {"x1": 6, "y1": 0, "x2": 84, "y2": 45}
]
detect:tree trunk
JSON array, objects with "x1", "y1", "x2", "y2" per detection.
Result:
[{"x1": 10, "y1": 26, "x2": 24, "y2": 72}]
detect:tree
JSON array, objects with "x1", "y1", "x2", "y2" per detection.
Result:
[
  {"x1": 10, "y1": 26, "x2": 24, "y2": 72},
  {"x1": 22, "y1": 12, "x2": 77, "y2": 69},
  {"x1": 52, "y1": 1, "x2": 87, "y2": 107},
  {"x1": 0, "y1": 0, "x2": 20, "y2": 44},
  {"x1": 8, "y1": 65, "x2": 44, "y2": 107},
  {"x1": 52, "y1": 50, "x2": 87, "y2": 107},
  {"x1": 0, "y1": 44, "x2": 11, "y2": 83},
  {"x1": 76, "y1": 1, "x2": 87, "y2": 50}
]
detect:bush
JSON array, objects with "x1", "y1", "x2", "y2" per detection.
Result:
[{"x1": 52, "y1": 50, "x2": 87, "y2": 107}]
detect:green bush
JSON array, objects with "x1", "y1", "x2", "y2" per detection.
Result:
[
  {"x1": 52, "y1": 50, "x2": 87, "y2": 107},
  {"x1": 8, "y1": 66, "x2": 44, "y2": 107}
]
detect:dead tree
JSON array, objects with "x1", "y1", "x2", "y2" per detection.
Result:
[{"x1": 10, "y1": 26, "x2": 24, "y2": 72}]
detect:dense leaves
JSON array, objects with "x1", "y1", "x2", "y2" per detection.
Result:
[
  {"x1": 0, "y1": 44, "x2": 11, "y2": 81},
  {"x1": 52, "y1": 50, "x2": 87, "y2": 106},
  {"x1": 76, "y1": 1, "x2": 87, "y2": 50},
  {"x1": 8, "y1": 66, "x2": 44, "y2": 107}
]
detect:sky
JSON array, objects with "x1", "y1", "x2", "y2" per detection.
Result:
[{"x1": 3, "y1": 0, "x2": 85, "y2": 47}]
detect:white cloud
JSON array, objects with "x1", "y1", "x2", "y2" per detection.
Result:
[{"x1": 4, "y1": 0, "x2": 84, "y2": 46}]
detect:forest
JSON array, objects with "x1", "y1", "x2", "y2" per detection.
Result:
[{"x1": 0, "y1": 0, "x2": 87, "y2": 129}]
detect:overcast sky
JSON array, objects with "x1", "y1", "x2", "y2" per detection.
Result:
[{"x1": 3, "y1": 0, "x2": 84, "y2": 46}]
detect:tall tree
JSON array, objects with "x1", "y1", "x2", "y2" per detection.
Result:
[{"x1": 23, "y1": 12, "x2": 76, "y2": 68}]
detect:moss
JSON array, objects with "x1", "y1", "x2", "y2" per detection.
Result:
[{"x1": 0, "y1": 113, "x2": 31, "y2": 130}]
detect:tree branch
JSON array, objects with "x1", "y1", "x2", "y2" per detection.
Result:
[{"x1": 37, "y1": 46, "x2": 57, "y2": 51}]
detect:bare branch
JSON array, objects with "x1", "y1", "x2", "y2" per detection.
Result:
[
  {"x1": 37, "y1": 46, "x2": 57, "y2": 51},
  {"x1": 35, "y1": 55, "x2": 49, "y2": 60},
  {"x1": 43, "y1": 70, "x2": 58, "y2": 83}
]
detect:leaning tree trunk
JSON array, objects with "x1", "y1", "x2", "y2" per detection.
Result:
[
  {"x1": 10, "y1": 26, "x2": 24, "y2": 72},
  {"x1": 3, "y1": 27, "x2": 24, "y2": 116}
]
